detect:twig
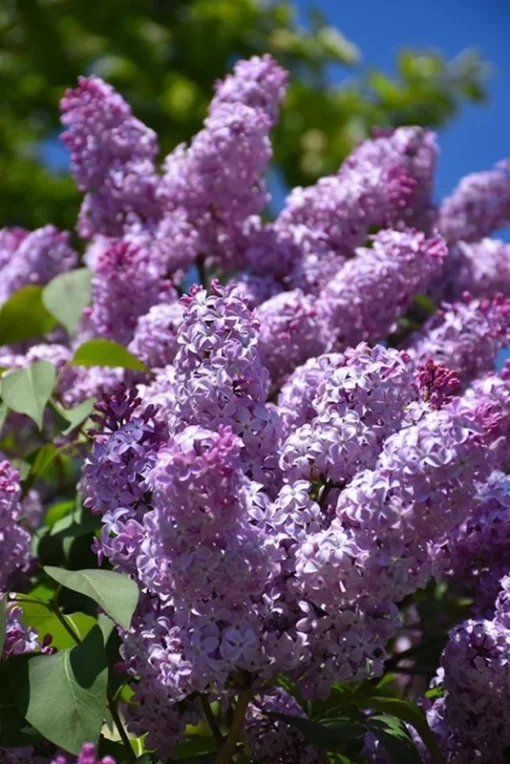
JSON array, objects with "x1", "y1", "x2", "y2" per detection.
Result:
[
  {"x1": 215, "y1": 687, "x2": 252, "y2": 764},
  {"x1": 200, "y1": 694, "x2": 224, "y2": 747}
]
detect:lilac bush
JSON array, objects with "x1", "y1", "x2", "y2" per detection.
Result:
[{"x1": 0, "y1": 53, "x2": 509, "y2": 764}]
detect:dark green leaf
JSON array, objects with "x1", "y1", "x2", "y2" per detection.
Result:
[
  {"x1": 0, "y1": 596, "x2": 6, "y2": 655},
  {"x1": 0, "y1": 285, "x2": 56, "y2": 346},
  {"x1": 42, "y1": 268, "x2": 92, "y2": 334},
  {"x1": 0, "y1": 401, "x2": 8, "y2": 435},
  {"x1": 365, "y1": 715, "x2": 423, "y2": 764},
  {"x1": 20, "y1": 625, "x2": 108, "y2": 755},
  {"x1": 359, "y1": 697, "x2": 445, "y2": 763},
  {"x1": 44, "y1": 500, "x2": 75, "y2": 528},
  {"x1": 44, "y1": 567, "x2": 139, "y2": 629},
  {"x1": 53, "y1": 397, "x2": 96, "y2": 435},
  {"x1": 18, "y1": 598, "x2": 96, "y2": 650},
  {"x1": 30, "y1": 443, "x2": 59, "y2": 478},
  {"x1": 1, "y1": 361, "x2": 56, "y2": 429},
  {"x1": 175, "y1": 735, "x2": 216, "y2": 757},
  {"x1": 71, "y1": 339, "x2": 149, "y2": 372},
  {"x1": 266, "y1": 712, "x2": 365, "y2": 750}
]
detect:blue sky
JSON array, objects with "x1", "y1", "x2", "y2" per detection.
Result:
[{"x1": 295, "y1": 0, "x2": 510, "y2": 201}]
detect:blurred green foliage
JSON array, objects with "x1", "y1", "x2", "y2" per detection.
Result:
[{"x1": 0, "y1": 0, "x2": 490, "y2": 230}]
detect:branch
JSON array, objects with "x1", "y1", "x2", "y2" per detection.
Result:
[{"x1": 215, "y1": 687, "x2": 252, "y2": 764}]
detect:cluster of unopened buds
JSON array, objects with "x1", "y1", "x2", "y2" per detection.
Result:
[{"x1": 1, "y1": 52, "x2": 510, "y2": 763}]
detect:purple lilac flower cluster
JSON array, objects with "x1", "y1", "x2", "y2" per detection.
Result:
[{"x1": 1, "y1": 52, "x2": 510, "y2": 763}]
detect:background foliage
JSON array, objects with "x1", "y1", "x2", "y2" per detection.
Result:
[{"x1": 1, "y1": 0, "x2": 489, "y2": 230}]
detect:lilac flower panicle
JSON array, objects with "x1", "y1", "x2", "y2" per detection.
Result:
[
  {"x1": 0, "y1": 460, "x2": 30, "y2": 589},
  {"x1": 343, "y1": 126, "x2": 438, "y2": 229},
  {"x1": 0, "y1": 225, "x2": 78, "y2": 304},
  {"x1": 437, "y1": 618, "x2": 510, "y2": 759},
  {"x1": 60, "y1": 75, "x2": 158, "y2": 191},
  {"x1": 406, "y1": 293, "x2": 510, "y2": 385},
  {"x1": 321, "y1": 229, "x2": 446, "y2": 350},
  {"x1": 441, "y1": 238, "x2": 510, "y2": 300},
  {"x1": 438, "y1": 160, "x2": 510, "y2": 243},
  {"x1": 61, "y1": 76, "x2": 160, "y2": 237},
  {"x1": 243, "y1": 688, "x2": 326, "y2": 763},
  {"x1": 128, "y1": 301, "x2": 184, "y2": 369},
  {"x1": 83, "y1": 386, "x2": 167, "y2": 571},
  {"x1": 256, "y1": 289, "x2": 331, "y2": 387},
  {"x1": 89, "y1": 239, "x2": 173, "y2": 345},
  {"x1": 210, "y1": 53, "x2": 288, "y2": 125}
]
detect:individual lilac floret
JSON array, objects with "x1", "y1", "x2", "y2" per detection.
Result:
[
  {"x1": 128, "y1": 302, "x2": 184, "y2": 369},
  {"x1": 256, "y1": 289, "x2": 331, "y2": 387},
  {"x1": 321, "y1": 229, "x2": 446, "y2": 350},
  {"x1": 343, "y1": 126, "x2": 438, "y2": 229},
  {"x1": 2, "y1": 603, "x2": 39, "y2": 656},
  {"x1": 210, "y1": 53, "x2": 288, "y2": 125},
  {"x1": 437, "y1": 618, "x2": 510, "y2": 760},
  {"x1": 0, "y1": 461, "x2": 31, "y2": 589},
  {"x1": 243, "y1": 688, "x2": 326, "y2": 763},
  {"x1": 440, "y1": 238, "x2": 510, "y2": 300},
  {"x1": 405, "y1": 293, "x2": 510, "y2": 386},
  {"x1": 0, "y1": 225, "x2": 78, "y2": 304},
  {"x1": 89, "y1": 239, "x2": 173, "y2": 345},
  {"x1": 51, "y1": 742, "x2": 116, "y2": 763},
  {"x1": 437, "y1": 160, "x2": 510, "y2": 243}
]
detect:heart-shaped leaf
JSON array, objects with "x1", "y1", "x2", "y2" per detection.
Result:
[
  {"x1": 71, "y1": 339, "x2": 149, "y2": 372},
  {"x1": 20, "y1": 625, "x2": 107, "y2": 755},
  {"x1": 44, "y1": 567, "x2": 139, "y2": 630},
  {"x1": 0, "y1": 285, "x2": 56, "y2": 346},
  {"x1": 42, "y1": 268, "x2": 92, "y2": 334},
  {"x1": 365, "y1": 715, "x2": 424, "y2": 764},
  {"x1": 1, "y1": 361, "x2": 56, "y2": 429}
]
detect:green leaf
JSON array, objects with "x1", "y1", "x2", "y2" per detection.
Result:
[
  {"x1": 266, "y1": 712, "x2": 365, "y2": 750},
  {"x1": 71, "y1": 339, "x2": 149, "y2": 372},
  {"x1": 29, "y1": 442, "x2": 59, "y2": 478},
  {"x1": 18, "y1": 599, "x2": 96, "y2": 650},
  {"x1": 20, "y1": 625, "x2": 108, "y2": 755},
  {"x1": 0, "y1": 285, "x2": 56, "y2": 346},
  {"x1": 0, "y1": 596, "x2": 6, "y2": 655},
  {"x1": 0, "y1": 401, "x2": 8, "y2": 435},
  {"x1": 358, "y1": 698, "x2": 446, "y2": 763},
  {"x1": 42, "y1": 268, "x2": 92, "y2": 334},
  {"x1": 1, "y1": 361, "x2": 56, "y2": 429},
  {"x1": 44, "y1": 500, "x2": 75, "y2": 528},
  {"x1": 44, "y1": 567, "x2": 139, "y2": 630},
  {"x1": 54, "y1": 397, "x2": 97, "y2": 435},
  {"x1": 364, "y1": 715, "x2": 423, "y2": 764}
]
